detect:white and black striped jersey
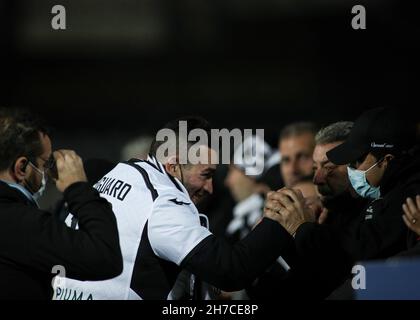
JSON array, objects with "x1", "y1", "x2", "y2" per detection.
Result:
[
  {"x1": 53, "y1": 155, "x2": 295, "y2": 300},
  {"x1": 53, "y1": 155, "x2": 210, "y2": 300}
]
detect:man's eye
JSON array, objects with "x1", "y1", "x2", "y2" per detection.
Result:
[
  {"x1": 202, "y1": 173, "x2": 213, "y2": 179},
  {"x1": 297, "y1": 154, "x2": 311, "y2": 162}
]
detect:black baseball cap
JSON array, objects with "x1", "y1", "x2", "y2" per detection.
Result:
[{"x1": 327, "y1": 107, "x2": 416, "y2": 165}]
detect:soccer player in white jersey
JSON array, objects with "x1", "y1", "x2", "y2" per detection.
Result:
[{"x1": 53, "y1": 117, "x2": 298, "y2": 300}]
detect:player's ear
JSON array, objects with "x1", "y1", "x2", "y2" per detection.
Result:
[{"x1": 164, "y1": 155, "x2": 179, "y2": 177}]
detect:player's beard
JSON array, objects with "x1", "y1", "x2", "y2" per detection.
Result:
[{"x1": 189, "y1": 188, "x2": 210, "y2": 205}]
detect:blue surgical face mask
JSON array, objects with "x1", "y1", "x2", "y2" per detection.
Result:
[{"x1": 347, "y1": 161, "x2": 381, "y2": 200}]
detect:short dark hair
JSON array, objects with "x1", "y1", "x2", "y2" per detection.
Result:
[
  {"x1": 279, "y1": 122, "x2": 318, "y2": 142},
  {"x1": 0, "y1": 108, "x2": 49, "y2": 171},
  {"x1": 149, "y1": 116, "x2": 212, "y2": 158}
]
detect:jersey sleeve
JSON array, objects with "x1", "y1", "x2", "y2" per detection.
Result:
[{"x1": 147, "y1": 194, "x2": 212, "y2": 265}]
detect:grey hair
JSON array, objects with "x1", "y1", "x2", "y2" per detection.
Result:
[{"x1": 315, "y1": 121, "x2": 354, "y2": 145}]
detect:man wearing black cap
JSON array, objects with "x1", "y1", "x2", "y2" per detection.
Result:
[
  {"x1": 264, "y1": 107, "x2": 420, "y2": 298},
  {"x1": 325, "y1": 107, "x2": 420, "y2": 262}
]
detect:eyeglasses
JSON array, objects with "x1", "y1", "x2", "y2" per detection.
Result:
[{"x1": 38, "y1": 155, "x2": 56, "y2": 172}]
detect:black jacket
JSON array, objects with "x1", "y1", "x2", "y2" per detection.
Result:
[
  {"x1": 341, "y1": 147, "x2": 420, "y2": 261},
  {"x1": 247, "y1": 148, "x2": 420, "y2": 300},
  {"x1": 0, "y1": 181, "x2": 123, "y2": 299},
  {"x1": 182, "y1": 217, "x2": 296, "y2": 293},
  {"x1": 297, "y1": 147, "x2": 420, "y2": 298}
]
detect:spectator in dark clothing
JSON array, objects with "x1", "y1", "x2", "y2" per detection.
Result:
[
  {"x1": 264, "y1": 107, "x2": 419, "y2": 299},
  {"x1": 0, "y1": 108, "x2": 123, "y2": 299},
  {"x1": 325, "y1": 107, "x2": 420, "y2": 261},
  {"x1": 331, "y1": 192, "x2": 420, "y2": 300},
  {"x1": 312, "y1": 122, "x2": 368, "y2": 235},
  {"x1": 247, "y1": 121, "x2": 366, "y2": 300}
]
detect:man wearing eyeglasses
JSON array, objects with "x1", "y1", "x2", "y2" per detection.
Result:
[{"x1": 0, "y1": 108, "x2": 123, "y2": 299}]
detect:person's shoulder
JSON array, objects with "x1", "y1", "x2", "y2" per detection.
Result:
[
  {"x1": 151, "y1": 183, "x2": 196, "y2": 220},
  {"x1": 101, "y1": 160, "x2": 164, "y2": 187},
  {"x1": 0, "y1": 192, "x2": 47, "y2": 222},
  {"x1": 0, "y1": 182, "x2": 32, "y2": 206},
  {"x1": 154, "y1": 188, "x2": 192, "y2": 208},
  {"x1": 111, "y1": 160, "x2": 191, "y2": 204}
]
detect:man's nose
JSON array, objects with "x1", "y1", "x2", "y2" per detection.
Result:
[
  {"x1": 204, "y1": 179, "x2": 213, "y2": 194},
  {"x1": 313, "y1": 169, "x2": 326, "y2": 185},
  {"x1": 291, "y1": 159, "x2": 300, "y2": 174}
]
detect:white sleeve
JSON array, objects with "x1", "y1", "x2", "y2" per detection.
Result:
[{"x1": 148, "y1": 194, "x2": 212, "y2": 266}]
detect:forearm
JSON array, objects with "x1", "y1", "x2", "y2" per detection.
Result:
[
  {"x1": 19, "y1": 183, "x2": 123, "y2": 280},
  {"x1": 181, "y1": 218, "x2": 295, "y2": 291}
]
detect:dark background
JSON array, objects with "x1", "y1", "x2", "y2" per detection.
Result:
[{"x1": 0, "y1": 0, "x2": 419, "y2": 160}]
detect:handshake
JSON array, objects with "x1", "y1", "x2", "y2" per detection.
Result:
[{"x1": 263, "y1": 188, "x2": 328, "y2": 236}]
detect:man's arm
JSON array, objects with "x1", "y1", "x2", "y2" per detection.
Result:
[
  {"x1": 181, "y1": 218, "x2": 295, "y2": 292},
  {"x1": 1, "y1": 150, "x2": 123, "y2": 281},
  {"x1": 262, "y1": 189, "x2": 354, "y2": 297},
  {"x1": 3, "y1": 182, "x2": 123, "y2": 281}
]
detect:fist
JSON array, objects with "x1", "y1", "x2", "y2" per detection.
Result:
[
  {"x1": 264, "y1": 188, "x2": 315, "y2": 235},
  {"x1": 53, "y1": 150, "x2": 88, "y2": 192}
]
